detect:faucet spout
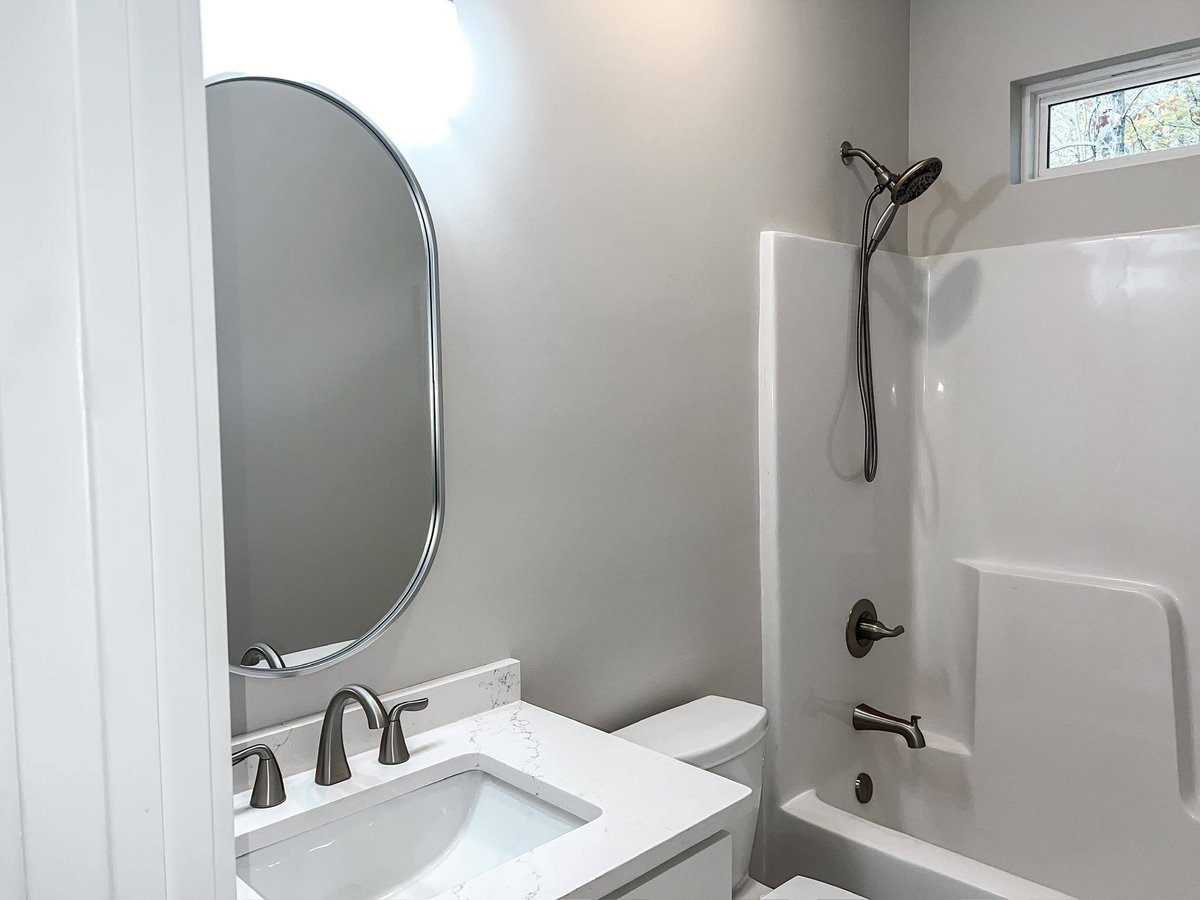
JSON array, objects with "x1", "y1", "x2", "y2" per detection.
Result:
[
  {"x1": 852, "y1": 703, "x2": 925, "y2": 749},
  {"x1": 315, "y1": 684, "x2": 387, "y2": 785},
  {"x1": 239, "y1": 641, "x2": 285, "y2": 669}
]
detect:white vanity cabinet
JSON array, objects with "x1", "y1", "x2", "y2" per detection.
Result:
[{"x1": 604, "y1": 833, "x2": 732, "y2": 900}]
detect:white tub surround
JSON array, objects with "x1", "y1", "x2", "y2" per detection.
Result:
[
  {"x1": 759, "y1": 225, "x2": 1200, "y2": 899},
  {"x1": 233, "y1": 663, "x2": 749, "y2": 899}
]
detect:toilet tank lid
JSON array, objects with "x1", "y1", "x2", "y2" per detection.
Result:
[{"x1": 613, "y1": 696, "x2": 768, "y2": 769}]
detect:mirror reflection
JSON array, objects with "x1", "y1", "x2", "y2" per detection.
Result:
[{"x1": 206, "y1": 77, "x2": 442, "y2": 675}]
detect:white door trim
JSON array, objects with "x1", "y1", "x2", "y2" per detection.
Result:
[{"x1": 0, "y1": 0, "x2": 233, "y2": 896}]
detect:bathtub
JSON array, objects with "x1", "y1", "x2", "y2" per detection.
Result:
[{"x1": 767, "y1": 792, "x2": 1071, "y2": 900}]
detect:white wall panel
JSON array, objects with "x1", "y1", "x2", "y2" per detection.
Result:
[{"x1": 0, "y1": 0, "x2": 233, "y2": 896}]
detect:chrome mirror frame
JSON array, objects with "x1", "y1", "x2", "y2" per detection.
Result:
[{"x1": 210, "y1": 75, "x2": 445, "y2": 678}]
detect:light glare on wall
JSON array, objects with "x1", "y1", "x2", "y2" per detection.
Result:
[{"x1": 200, "y1": 0, "x2": 474, "y2": 145}]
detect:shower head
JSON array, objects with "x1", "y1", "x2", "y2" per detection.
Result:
[
  {"x1": 840, "y1": 142, "x2": 942, "y2": 206},
  {"x1": 893, "y1": 157, "x2": 942, "y2": 205},
  {"x1": 841, "y1": 142, "x2": 943, "y2": 254}
]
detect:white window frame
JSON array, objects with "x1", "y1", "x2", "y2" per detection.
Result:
[{"x1": 1021, "y1": 45, "x2": 1200, "y2": 182}]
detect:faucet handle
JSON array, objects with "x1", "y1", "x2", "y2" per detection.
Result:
[
  {"x1": 847, "y1": 598, "x2": 907, "y2": 657},
  {"x1": 379, "y1": 697, "x2": 429, "y2": 766},
  {"x1": 857, "y1": 619, "x2": 905, "y2": 641},
  {"x1": 232, "y1": 744, "x2": 286, "y2": 808}
]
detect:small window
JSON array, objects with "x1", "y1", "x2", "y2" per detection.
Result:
[{"x1": 1019, "y1": 44, "x2": 1200, "y2": 181}]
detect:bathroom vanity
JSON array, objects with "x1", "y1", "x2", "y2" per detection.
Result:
[{"x1": 231, "y1": 661, "x2": 749, "y2": 899}]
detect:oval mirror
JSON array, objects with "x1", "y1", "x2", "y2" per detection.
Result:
[{"x1": 206, "y1": 76, "x2": 443, "y2": 677}]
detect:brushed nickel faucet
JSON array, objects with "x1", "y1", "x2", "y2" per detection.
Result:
[
  {"x1": 379, "y1": 697, "x2": 430, "y2": 765},
  {"x1": 315, "y1": 684, "x2": 387, "y2": 785},
  {"x1": 852, "y1": 703, "x2": 925, "y2": 749},
  {"x1": 232, "y1": 744, "x2": 286, "y2": 808}
]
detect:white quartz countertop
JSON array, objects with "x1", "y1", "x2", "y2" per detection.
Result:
[{"x1": 234, "y1": 700, "x2": 751, "y2": 899}]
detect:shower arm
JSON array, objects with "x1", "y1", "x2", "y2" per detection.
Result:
[{"x1": 841, "y1": 144, "x2": 894, "y2": 190}]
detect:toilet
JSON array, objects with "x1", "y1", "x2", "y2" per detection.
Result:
[
  {"x1": 615, "y1": 696, "x2": 863, "y2": 900},
  {"x1": 614, "y1": 696, "x2": 767, "y2": 891}
]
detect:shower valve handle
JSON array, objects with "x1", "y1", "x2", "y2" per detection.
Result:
[
  {"x1": 857, "y1": 619, "x2": 905, "y2": 642},
  {"x1": 846, "y1": 598, "x2": 907, "y2": 658}
]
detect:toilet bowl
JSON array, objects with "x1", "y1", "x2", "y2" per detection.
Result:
[{"x1": 615, "y1": 696, "x2": 862, "y2": 898}]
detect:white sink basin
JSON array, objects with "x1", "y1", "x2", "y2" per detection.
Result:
[{"x1": 237, "y1": 770, "x2": 585, "y2": 900}]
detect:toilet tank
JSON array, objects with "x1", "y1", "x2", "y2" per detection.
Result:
[{"x1": 613, "y1": 696, "x2": 768, "y2": 889}]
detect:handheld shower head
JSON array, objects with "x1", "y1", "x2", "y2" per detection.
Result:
[
  {"x1": 867, "y1": 201, "x2": 899, "y2": 254},
  {"x1": 841, "y1": 142, "x2": 942, "y2": 219},
  {"x1": 842, "y1": 143, "x2": 944, "y2": 252},
  {"x1": 840, "y1": 141, "x2": 944, "y2": 484}
]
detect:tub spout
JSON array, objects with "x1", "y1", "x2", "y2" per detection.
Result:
[{"x1": 852, "y1": 703, "x2": 925, "y2": 749}]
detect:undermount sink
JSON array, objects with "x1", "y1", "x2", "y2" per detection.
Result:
[{"x1": 237, "y1": 770, "x2": 586, "y2": 900}]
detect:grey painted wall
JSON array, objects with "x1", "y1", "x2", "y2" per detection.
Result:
[
  {"x1": 909, "y1": 0, "x2": 1200, "y2": 255},
  {"x1": 229, "y1": 0, "x2": 911, "y2": 734}
]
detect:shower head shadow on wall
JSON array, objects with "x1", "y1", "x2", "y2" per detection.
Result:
[{"x1": 840, "y1": 141, "x2": 942, "y2": 483}]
